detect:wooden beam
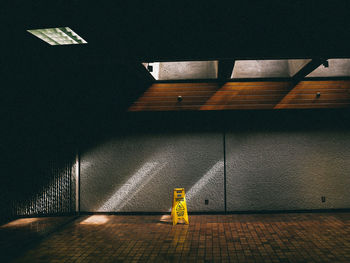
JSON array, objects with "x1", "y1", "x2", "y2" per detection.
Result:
[
  {"x1": 292, "y1": 59, "x2": 327, "y2": 86},
  {"x1": 218, "y1": 60, "x2": 235, "y2": 82}
]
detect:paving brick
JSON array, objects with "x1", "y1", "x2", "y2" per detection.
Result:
[{"x1": 1, "y1": 213, "x2": 350, "y2": 262}]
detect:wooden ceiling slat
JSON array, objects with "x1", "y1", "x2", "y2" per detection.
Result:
[
  {"x1": 146, "y1": 87, "x2": 219, "y2": 92},
  {"x1": 128, "y1": 80, "x2": 350, "y2": 112},
  {"x1": 147, "y1": 86, "x2": 348, "y2": 92},
  {"x1": 137, "y1": 94, "x2": 350, "y2": 102},
  {"x1": 130, "y1": 103, "x2": 350, "y2": 111},
  {"x1": 275, "y1": 103, "x2": 350, "y2": 109},
  {"x1": 152, "y1": 83, "x2": 219, "y2": 87},
  {"x1": 142, "y1": 89, "x2": 349, "y2": 97},
  {"x1": 134, "y1": 99, "x2": 350, "y2": 106},
  {"x1": 142, "y1": 91, "x2": 217, "y2": 97}
]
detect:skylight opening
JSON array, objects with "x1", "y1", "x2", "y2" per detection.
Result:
[
  {"x1": 231, "y1": 59, "x2": 311, "y2": 79},
  {"x1": 143, "y1": 61, "x2": 218, "y2": 80},
  {"x1": 142, "y1": 58, "x2": 350, "y2": 81},
  {"x1": 306, "y1": 59, "x2": 350, "y2": 77},
  {"x1": 27, "y1": 27, "x2": 87, "y2": 45}
]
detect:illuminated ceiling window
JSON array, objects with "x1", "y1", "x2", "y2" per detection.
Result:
[
  {"x1": 143, "y1": 59, "x2": 350, "y2": 81},
  {"x1": 143, "y1": 61, "x2": 218, "y2": 80},
  {"x1": 231, "y1": 59, "x2": 311, "y2": 78},
  {"x1": 307, "y1": 59, "x2": 350, "y2": 77},
  {"x1": 27, "y1": 27, "x2": 87, "y2": 45}
]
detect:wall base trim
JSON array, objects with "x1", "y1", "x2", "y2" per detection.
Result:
[
  {"x1": 79, "y1": 208, "x2": 350, "y2": 216},
  {"x1": 15, "y1": 212, "x2": 77, "y2": 219}
]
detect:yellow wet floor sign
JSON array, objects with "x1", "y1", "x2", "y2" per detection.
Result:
[{"x1": 171, "y1": 188, "x2": 189, "y2": 225}]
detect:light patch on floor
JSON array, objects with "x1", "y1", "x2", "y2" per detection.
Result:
[
  {"x1": 160, "y1": 214, "x2": 172, "y2": 223},
  {"x1": 80, "y1": 215, "x2": 110, "y2": 225},
  {"x1": 2, "y1": 218, "x2": 39, "y2": 227}
]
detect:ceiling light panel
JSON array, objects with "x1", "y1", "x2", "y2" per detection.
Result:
[{"x1": 27, "y1": 27, "x2": 87, "y2": 45}]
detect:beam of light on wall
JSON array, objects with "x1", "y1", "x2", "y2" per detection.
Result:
[
  {"x1": 80, "y1": 215, "x2": 110, "y2": 225},
  {"x1": 81, "y1": 160, "x2": 93, "y2": 171},
  {"x1": 98, "y1": 162, "x2": 166, "y2": 211},
  {"x1": 186, "y1": 161, "x2": 224, "y2": 202},
  {"x1": 2, "y1": 218, "x2": 39, "y2": 227},
  {"x1": 15, "y1": 167, "x2": 70, "y2": 215},
  {"x1": 167, "y1": 161, "x2": 224, "y2": 212},
  {"x1": 35, "y1": 169, "x2": 69, "y2": 214},
  {"x1": 27, "y1": 27, "x2": 87, "y2": 45}
]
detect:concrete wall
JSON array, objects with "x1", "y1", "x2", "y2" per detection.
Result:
[
  {"x1": 81, "y1": 132, "x2": 224, "y2": 212},
  {"x1": 1, "y1": 148, "x2": 76, "y2": 223},
  {"x1": 158, "y1": 61, "x2": 218, "y2": 80},
  {"x1": 232, "y1": 60, "x2": 291, "y2": 78},
  {"x1": 288, "y1": 59, "x2": 311, "y2": 76},
  {"x1": 232, "y1": 59, "x2": 312, "y2": 78},
  {"x1": 226, "y1": 131, "x2": 350, "y2": 211},
  {"x1": 80, "y1": 130, "x2": 350, "y2": 212},
  {"x1": 307, "y1": 59, "x2": 350, "y2": 77}
]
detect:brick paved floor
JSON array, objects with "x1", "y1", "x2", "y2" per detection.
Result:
[
  {"x1": 0, "y1": 216, "x2": 76, "y2": 263},
  {"x1": 3, "y1": 213, "x2": 350, "y2": 263}
]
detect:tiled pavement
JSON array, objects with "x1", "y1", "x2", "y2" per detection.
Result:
[
  {"x1": 2, "y1": 213, "x2": 350, "y2": 263},
  {"x1": 0, "y1": 216, "x2": 76, "y2": 263}
]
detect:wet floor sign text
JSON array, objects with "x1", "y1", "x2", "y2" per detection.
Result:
[{"x1": 171, "y1": 188, "x2": 189, "y2": 225}]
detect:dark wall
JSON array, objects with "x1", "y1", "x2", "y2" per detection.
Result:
[
  {"x1": 1, "y1": 57, "x2": 77, "y2": 223},
  {"x1": 2, "y1": 151, "x2": 76, "y2": 218},
  {"x1": 1, "y1": 50, "x2": 150, "y2": 223}
]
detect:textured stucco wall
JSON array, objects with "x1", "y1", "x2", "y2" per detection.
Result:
[
  {"x1": 81, "y1": 130, "x2": 350, "y2": 212},
  {"x1": 81, "y1": 133, "x2": 224, "y2": 212},
  {"x1": 307, "y1": 59, "x2": 350, "y2": 77},
  {"x1": 158, "y1": 61, "x2": 218, "y2": 80},
  {"x1": 232, "y1": 59, "x2": 312, "y2": 78},
  {"x1": 232, "y1": 60, "x2": 291, "y2": 78},
  {"x1": 226, "y1": 131, "x2": 350, "y2": 211},
  {"x1": 288, "y1": 59, "x2": 311, "y2": 76},
  {"x1": 1, "y1": 152, "x2": 75, "y2": 222}
]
